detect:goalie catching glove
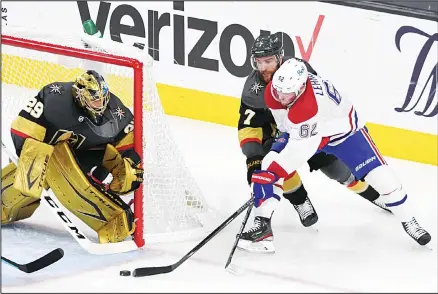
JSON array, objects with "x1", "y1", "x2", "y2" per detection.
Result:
[{"x1": 91, "y1": 144, "x2": 144, "y2": 195}]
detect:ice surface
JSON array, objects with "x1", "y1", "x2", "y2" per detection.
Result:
[{"x1": 2, "y1": 115, "x2": 437, "y2": 293}]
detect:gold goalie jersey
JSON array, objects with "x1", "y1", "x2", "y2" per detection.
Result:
[{"x1": 3, "y1": 81, "x2": 138, "y2": 244}]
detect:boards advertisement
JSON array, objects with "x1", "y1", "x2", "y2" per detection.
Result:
[{"x1": 1, "y1": 1, "x2": 437, "y2": 164}]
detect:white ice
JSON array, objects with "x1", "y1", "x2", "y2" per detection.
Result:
[{"x1": 2, "y1": 115, "x2": 437, "y2": 293}]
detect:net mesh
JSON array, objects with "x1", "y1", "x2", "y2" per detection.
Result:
[{"x1": 1, "y1": 26, "x2": 215, "y2": 244}]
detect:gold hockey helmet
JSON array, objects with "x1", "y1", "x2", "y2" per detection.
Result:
[{"x1": 72, "y1": 70, "x2": 110, "y2": 122}]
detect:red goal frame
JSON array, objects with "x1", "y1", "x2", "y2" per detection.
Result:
[{"x1": 2, "y1": 35, "x2": 146, "y2": 248}]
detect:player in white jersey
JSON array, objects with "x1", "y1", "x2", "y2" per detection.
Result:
[{"x1": 242, "y1": 58, "x2": 431, "y2": 249}]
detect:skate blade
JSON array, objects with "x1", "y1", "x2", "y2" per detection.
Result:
[
  {"x1": 424, "y1": 243, "x2": 433, "y2": 251},
  {"x1": 302, "y1": 222, "x2": 320, "y2": 232},
  {"x1": 309, "y1": 223, "x2": 320, "y2": 232},
  {"x1": 237, "y1": 239, "x2": 275, "y2": 253}
]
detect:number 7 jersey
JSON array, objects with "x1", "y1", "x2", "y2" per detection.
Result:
[{"x1": 265, "y1": 73, "x2": 365, "y2": 148}]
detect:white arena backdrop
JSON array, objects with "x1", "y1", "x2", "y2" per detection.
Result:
[
  {"x1": 1, "y1": 26, "x2": 220, "y2": 247},
  {"x1": 1, "y1": 1, "x2": 437, "y2": 166}
]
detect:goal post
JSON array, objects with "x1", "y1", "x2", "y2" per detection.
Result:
[
  {"x1": 1, "y1": 26, "x2": 215, "y2": 247},
  {"x1": 2, "y1": 34, "x2": 146, "y2": 247}
]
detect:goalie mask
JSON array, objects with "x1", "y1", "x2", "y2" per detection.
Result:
[{"x1": 72, "y1": 70, "x2": 110, "y2": 123}]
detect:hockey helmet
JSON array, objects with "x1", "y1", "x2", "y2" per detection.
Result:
[
  {"x1": 271, "y1": 58, "x2": 308, "y2": 107},
  {"x1": 73, "y1": 70, "x2": 110, "y2": 122},
  {"x1": 251, "y1": 32, "x2": 284, "y2": 70}
]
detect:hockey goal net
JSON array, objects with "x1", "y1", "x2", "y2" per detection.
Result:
[{"x1": 1, "y1": 26, "x2": 215, "y2": 247}]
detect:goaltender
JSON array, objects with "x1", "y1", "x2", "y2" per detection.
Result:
[{"x1": 1, "y1": 70, "x2": 144, "y2": 244}]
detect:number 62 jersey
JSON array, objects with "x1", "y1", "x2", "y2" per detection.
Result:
[{"x1": 264, "y1": 73, "x2": 365, "y2": 170}]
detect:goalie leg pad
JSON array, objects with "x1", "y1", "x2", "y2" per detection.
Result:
[
  {"x1": 1, "y1": 163, "x2": 41, "y2": 224},
  {"x1": 45, "y1": 142, "x2": 135, "y2": 243},
  {"x1": 14, "y1": 138, "x2": 54, "y2": 199}
]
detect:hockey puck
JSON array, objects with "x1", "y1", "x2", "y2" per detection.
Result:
[{"x1": 120, "y1": 270, "x2": 131, "y2": 276}]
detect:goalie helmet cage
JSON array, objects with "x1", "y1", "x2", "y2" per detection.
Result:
[{"x1": 1, "y1": 26, "x2": 216, "y2": 247}]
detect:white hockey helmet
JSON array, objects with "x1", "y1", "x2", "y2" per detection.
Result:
[{"x1": 271, "y1": 58, "x2": 308, "y2": 106}]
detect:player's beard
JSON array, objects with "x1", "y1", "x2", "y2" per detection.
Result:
[{"x1": 260, "y1": 70, "x2": 275, "y2": 83}]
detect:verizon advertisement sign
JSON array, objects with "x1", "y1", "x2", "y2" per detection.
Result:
[
  {"x1": 2, "y1": 1, "x2": 437, "y2": 136},
  {"x1": 76, "y1": 1, "x2": 324, "y2": 78}
]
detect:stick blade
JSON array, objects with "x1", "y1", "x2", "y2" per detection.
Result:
[
  {"x1": 22, "y1": 248, "x2": 64, "y2": 273},
  {"x1": 132, "y1": 265, "x2": 174, "y2": 277},
  {"x1": 85, "y1": 240, "x2": 139, "y2": 255},
  {"x1": 225, "y1": 263, "x2": 245, "y2": 276}
]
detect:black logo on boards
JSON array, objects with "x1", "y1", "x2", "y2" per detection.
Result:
[
  {"x1": 1, "y1": 7, "x2": 7, "y2": 26},
  {"x1": 395, "y1": 26, "x2": 437, "y2": 117},
  {"x1": 76, "y1": 1, "x2": 298, "y2": 78}
]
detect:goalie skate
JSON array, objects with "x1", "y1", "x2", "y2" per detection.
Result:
[{"x1": 237, "y1": 216, "x2": 275, "y2": 253}]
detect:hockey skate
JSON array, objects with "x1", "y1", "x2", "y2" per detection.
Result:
[
  {"x1": 369, "y1": 196, "x2": 392, "y2": 213},
  {"x1": 293, "y1": 197, "x2": 319, "y2": 227},
  {"x1": 237, "y1": 216, "x2": 275, "y2": 253},
  {"x1": 402, "y1": 217, "x2": 431, "y2": 246}
]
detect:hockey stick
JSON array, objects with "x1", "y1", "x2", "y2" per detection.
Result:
[
  {"x1": 132, "y1": 198, "x2": 253, "y2": 277},
  {"x1": 225, "y1": 198, "x2": 254, "y2": 269},
  {"x1": 2, "y1": 248, "x2": 64, "y2": 273},
  {"x1": 1, "y1": 142, "x2": 138, "y2": 255}
]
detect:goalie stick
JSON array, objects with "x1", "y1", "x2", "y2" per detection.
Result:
[
  {"x1": 1, "y1": 141, "x2": 138, "y2": 255},
  {"x1": 2, "y1": 248, "x2": 64, "y2": 273},
  {"x1": 132, "y1": 198, "x2": 252, "y2": 277}
]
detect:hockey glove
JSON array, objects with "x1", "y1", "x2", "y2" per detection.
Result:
[
  {"x1": 102, "y1": 145, "x2": 144, "y2": 195},
  {"x1": 112, "y1": 156, "x2": 144, "y2": 194},
  {"x1": 270, "y1": 132, "x2": 289, "y2": 153},
  {"x1": 251, "y1": 170, "x2": 281, "y2": 208},
  {"x1": 114, "y1": 149, "x2": 144, "y2": 195},
  {"x1": 246, "y1": 155, "x2": 263, "y2": 185}
]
